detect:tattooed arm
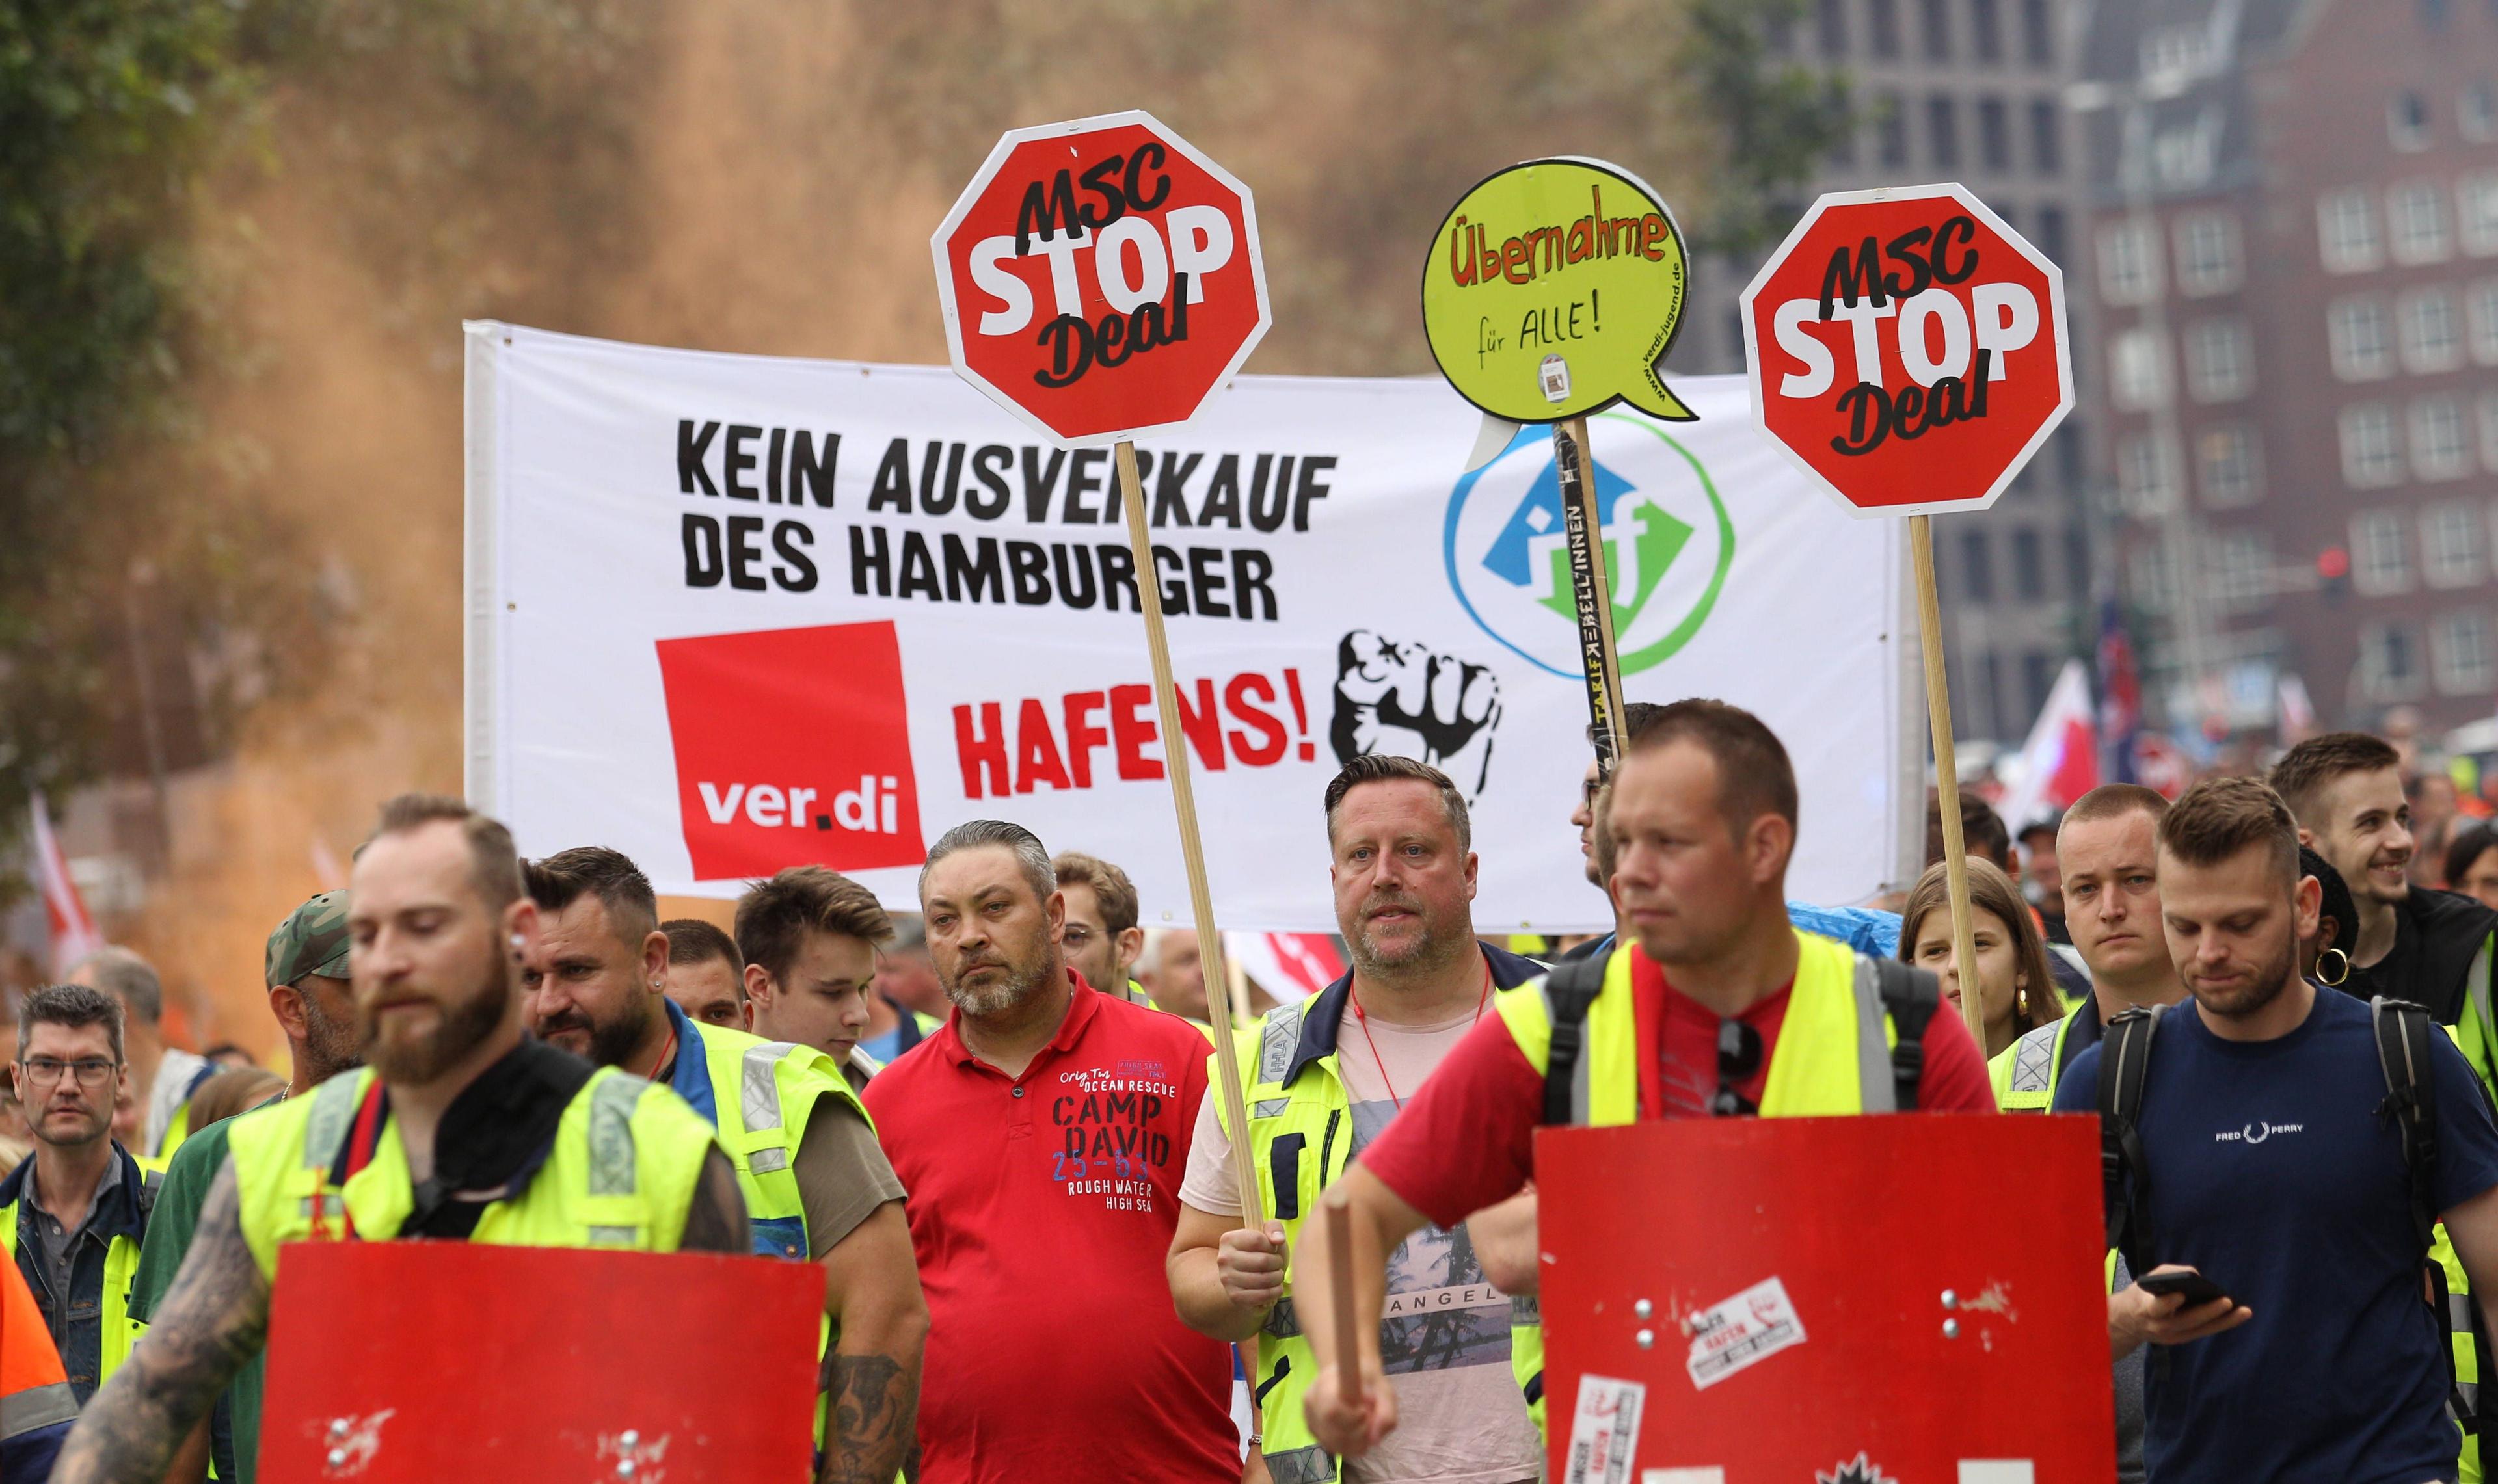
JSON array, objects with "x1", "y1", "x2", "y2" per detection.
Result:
[
  {"x1": 678, "y1": 1147, "x2": 753, "y2": 1254},
  {"x1": 817, "y1": 1200, "x2": 928, "y2": 1484},
  {"x1": 53, "y1": 1165, "x2": 267, "y2": 1484}
]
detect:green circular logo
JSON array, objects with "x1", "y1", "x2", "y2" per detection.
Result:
[{"x1": 1442, "y1": 414, "x2": 1735, "y2": 678}]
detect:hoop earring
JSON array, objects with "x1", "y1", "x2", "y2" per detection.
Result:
[{"x1": 2317, "y1": 947, "x2": 2351, "y2": 988}]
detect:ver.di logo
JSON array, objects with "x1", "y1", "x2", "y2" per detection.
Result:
[{"x1": 1442, "y1": 412, "x2": 1734, "y2": 680}]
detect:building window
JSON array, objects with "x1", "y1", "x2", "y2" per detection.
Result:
[
  {"x1": 2477, "y1": 282, "x2": 2498, "y2": 365},
  {"x1": 2465, "y1": 82, "x2": 2498, "y2": 142},
  {"x1": 1819, "y1": 0, "x2": 1850, "y2": 57},
  {"x1": 2389, "y1": 180, "x2": 2454, "y2": 264},
  {"x1": 2320, "y1": 189, "x2": 2385, "y2": 273},
  {"x1": 2391, "y1": 92, "x2": 2434, "y2": 152},
  {"x1": 1869, "y1": 0, "x2": 1900, "y2": 57},
  {"x1": 2035, "y1": 204, "x2": 2069, "y2": 265},
  {"x1": 2142, "y1": 26, "x2": 2209, "y2": 88},
  {"x1": 2012, "y1": 527, "x2": 2045, "y2": 598},
  {"x1": 2022, "y1": 0, "x2": 2053, "y2": 64},
  {"x1": 2436, "y1": 611, "x2": 2496, "y2": 694},
  {"x1": 2217, "y1": 531, "x2": 2272, "y2": 613},
  {"x1": 2109, "y1": 329, "x2": 2171, "y2": 412},
  {"x1": 2460, "y1": 174, "x2": 2498, "y2": 256},
  {"x1": 1978, "y1": 97, "x2": 2011, "y2": 171},
  {"x1": 2099, "y1": 220, "x2": 2161, "y2": 304},
  {"x1": 2129, "y1": 546, "x2": 2177, "y2": 615},
  {"x1": 2153, "y1": 108, "x2": 2221, "y2": 191},
  {"x1": 2361, "y1": 622, "x2": 2428, "y2": 700},
  {"x1": 2415, "y1": 395, "x2": 2474, "y2": 479},
  {"x1": 2197, "y1": 425, "x2": 2263, "y2": 508},
  {"x1": 1922, "y1": 0, "x2": 1952, "y2": 59},
  {"x1": 1876, "y1": 92, "x2": 1910, "y2": 168},
  {"x1": 1972, "y1": 0, "x2": 2003, "y2": 60},
  {"x1": 2355, "y1": 510, "x2": 2415, "y2": 593},
  {"x1": 2424, "y1": 502, "x2": 2487, "y2": 587},
  {"x1": 2021, "y1": 98, "x2": 2062, "y2": 178},
  {"x1": 2186, "y1": 318, "x2": 2252, "y2": 402},
  {"x1": 2329, "y1": 297, "x2": 2394, "y2": 380},
  {"x1": 1961, "y1": 529, "x2": 1995, "y2": 601},
  {"x1": 2401, "y1": 286, "x2": 2466, "y2": 373},
  {"x1": 2342, "y1": 403, "x2": 2406, "y2": 487},
  {"x1": 1928, "y1": 95, "x2": 1961, "y2": 168},
  {"x1": 2117, "y1": 431, "x2": 2179, "y2": 512},
  {"x1": 2172, "y1": 212, "x2": 2241, "y2": 295},
  {"x1": 2478, "y1": 392, "x2": 2498, "y2": 470}
]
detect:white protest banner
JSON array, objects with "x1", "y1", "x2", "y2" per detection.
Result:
[{"x1": 464, "y1": 322, "x2": 1914, "y2": 931}]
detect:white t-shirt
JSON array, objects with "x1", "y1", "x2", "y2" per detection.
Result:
[{"x1": 1181, "y1": 995, "x2": 1542, "y2": 1484}]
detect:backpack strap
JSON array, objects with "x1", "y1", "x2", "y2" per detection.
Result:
[
  {"x1": 2371, "y1": 995, "x2": 2441, "y2": 1256},
  {"x1": 1870, "y1": 958, "x2": 1941, "y2": 1111},
  {"x1": 1539, "y1": 954, "x2": 1611, "y2": 1127},
  {"x1": 2097, "y1": 1003, "x2": 2166, "y2": 1278},
  {"x1": 2370, "y1": 995, "x2": 2485, "y2": 1432}
]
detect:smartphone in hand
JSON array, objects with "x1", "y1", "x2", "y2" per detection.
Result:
[{"x1": 2136, "y1": 1267, "x2": 2229, "y2": 1309}]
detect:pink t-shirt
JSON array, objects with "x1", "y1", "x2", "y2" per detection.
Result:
[{"x1": 1182, "y1": 994, "x2": 1542, "y2": 1484}]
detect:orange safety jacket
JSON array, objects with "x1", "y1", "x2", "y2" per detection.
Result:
[{"x1": 1, "y1": 1252, "x2": 74, "y2": 1481}]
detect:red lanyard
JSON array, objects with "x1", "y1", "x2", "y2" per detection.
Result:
[
  {"x1": 643, "y1": 1025, "x2": 679, "y2": 1085},
  {"x1": 1350, "y1": 958, "x2": 1492, "y2": 1111}
]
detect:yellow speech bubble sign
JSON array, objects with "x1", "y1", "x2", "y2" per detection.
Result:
[{"x1": 1421, "y1": 157, "x2": 1697, "y2": 425}]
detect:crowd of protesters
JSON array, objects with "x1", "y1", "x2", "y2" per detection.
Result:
[{"x1": 1, "y1": 707, "x2": 2495, "y2": 1484}]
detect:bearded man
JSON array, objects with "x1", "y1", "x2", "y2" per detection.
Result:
[
  {"x1": 862, "y1": 819, "x2": 1238, "y2": 1484},
  {"x1": 53, "y1": 794, "x2": 746, "y2": 1484}
]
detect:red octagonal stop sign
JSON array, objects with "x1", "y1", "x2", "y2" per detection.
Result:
[
  {"x1": 932, "y1": 110, "x2": 1270, "y2": 446},
  {"x1": 1739, "y1": 184, "x2": 2071, "y2": 518}
]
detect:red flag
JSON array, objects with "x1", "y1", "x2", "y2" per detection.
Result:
[
  {"x1": 1996, "y1": 660, "x2": 2100, "y2": 832},
  {"x1": 30, "y1": 791, "x2": 103, "y2": 975},
  {"x1": 1220, "y1": 932, "x2": 1347, "y2": 1002}
]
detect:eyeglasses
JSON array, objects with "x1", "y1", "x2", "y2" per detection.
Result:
[
  {"x1": 16, "y1": 1057, "x2": 120, "y2": 1088},
  {"x1": 1712, "y1": 1019, "x2": 1762, "y2": 1118}
]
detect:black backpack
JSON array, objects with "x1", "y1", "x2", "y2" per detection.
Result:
[
  {"x1": 1537, "y1": 950, "x2": 1941, "y2": 1124},
  {"x1": 2097, "y1": 996, "x2": 2491, "y2": 1436}
]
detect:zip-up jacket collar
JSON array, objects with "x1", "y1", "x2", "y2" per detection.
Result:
[{"x1": 1274, "y1": 941, "x2": 1547, "y2": 1091}]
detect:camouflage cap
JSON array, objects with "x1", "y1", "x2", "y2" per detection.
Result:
[{"x1": 266, "y1": 890, "x2": 351, "y2": 988}]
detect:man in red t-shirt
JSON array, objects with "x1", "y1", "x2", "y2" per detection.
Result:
[
  {"x1": 863, "y1": 819, "x2": 1238, "y2": 1484},
  {"x1": 1289, "y1": 699, "x2": 1998, "y2": 1459}
]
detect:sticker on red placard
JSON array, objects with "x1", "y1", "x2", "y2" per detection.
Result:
[
  {"x1": 1684, "y1": 1275, "x2": 1807, "y2": 1391},
  {"x1": 1562, "y1": 1372, "x2": 1645, "y2": 1484}
]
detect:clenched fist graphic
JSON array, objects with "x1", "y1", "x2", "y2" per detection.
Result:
[{"x1": 1329, "y1": 631, "x2": 1503, "y2": 800}]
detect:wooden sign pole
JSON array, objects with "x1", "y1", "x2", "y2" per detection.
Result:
[
  {"x1": 1114, "y1": 440, "x2": 1264, "y2": 1227},
  {"x1": 1324, "y1": 1187, "x2": 1362, "y2": 1408},
  {"x1": 1909, "y1": 514, "x2": 1989, "y2": 1050},
  {"x1": 1555, "y1": 417, "x2": 1630, "y2": 774}
]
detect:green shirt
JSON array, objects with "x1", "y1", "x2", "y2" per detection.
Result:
[{"x1": 128, "y1": 1111, "x2": 257, "y2": 1483}]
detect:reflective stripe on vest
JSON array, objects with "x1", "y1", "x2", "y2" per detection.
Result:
[
  {"x1": 227, "y1": 1065, "x2": 718, "y2": 1282},
  {"x1": 1488, "y1": 932, "x2": 1909, "y2": 1441},
  {"x1": 676, "y1": 1011, "x2": 870, "y2": 1262},
  {"x1": 1209, "y1": 1000, "x2": 1375, "y2": 1484},
  {"x1": 0, "y1": 1256, "x2": 68, "y2": 1440},
  {"x1": 1992, "y1": 1014, "x2": 2069, "y2": 1112}
]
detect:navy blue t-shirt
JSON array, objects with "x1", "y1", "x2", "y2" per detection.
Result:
[{"x1": 2056, "y1": 987, "x2": 2498, "y2": 1484}]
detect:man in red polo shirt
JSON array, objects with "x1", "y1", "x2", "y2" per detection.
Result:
[{"x1": 864, "y1": 819, "x2": 1237, "y2": 1484}]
